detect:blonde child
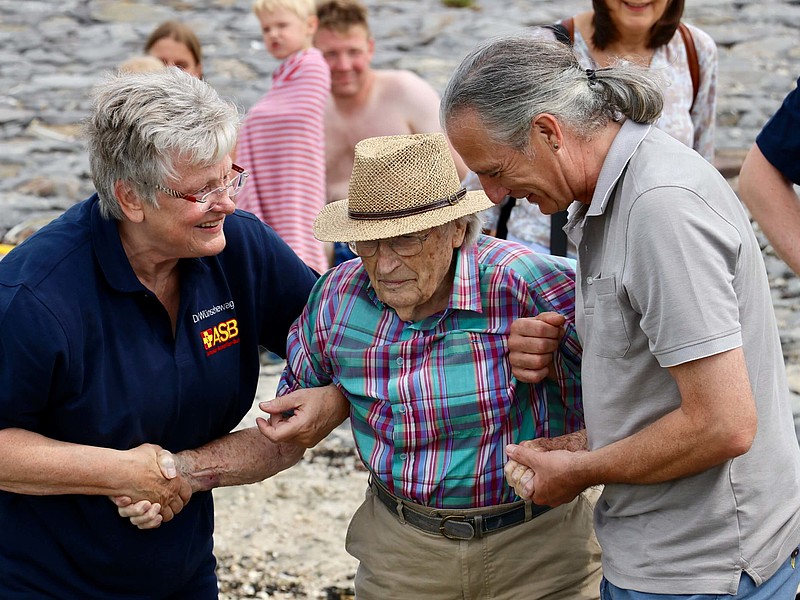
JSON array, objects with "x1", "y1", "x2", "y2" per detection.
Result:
[
  {"x1": 118, "y1": 55, "x2": 166, "y2": 74},
  {"x1": 236, "y1": 0, "x2": 330, "y2": 273}
]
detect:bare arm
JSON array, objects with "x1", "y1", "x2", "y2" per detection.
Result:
[
  {"x1": 173, "y1": 427, "x2": 304, "y2": 494},
  {"x1": 506, "y1": 348, "x2": 757, "y2": 505},
  {"x1": 739, "y1": 143, "x2": 800, "y2": 274},
  {"x1": 0, "y1": 428, "x2": 190, "y2": 517},
  {"x1": 115, "y1": 427, "x2": 305, "y2": 528}
]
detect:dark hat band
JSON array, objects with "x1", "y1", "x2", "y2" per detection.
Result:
[{"x1": 348, "y1": 188, "x2": 467, "y2": 221}]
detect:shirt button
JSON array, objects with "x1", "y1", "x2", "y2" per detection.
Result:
[
  {"x1": 396, "y1": 357, "x2": 404, "y2": 366},
  {"x1": 586, "y1": 276, "x2": 594, "y2": 284},
  {"x1": 400, "y1": 453, "x2": 408, "y2": 461},
  {"x1": 398, "y1": 405, "x2": 406, "y2": 414}
]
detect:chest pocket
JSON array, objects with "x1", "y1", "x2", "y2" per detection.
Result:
[{"x1": 589, "y1": 275, "x2": 630, "y2": 358}]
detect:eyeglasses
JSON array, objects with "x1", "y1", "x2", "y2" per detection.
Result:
[
  {"x1": 156, "y1": 163, "x2": 249, "y2": 211},
  {"x1": 347, "y1": 230, "x2": 433, "y2": 258}
]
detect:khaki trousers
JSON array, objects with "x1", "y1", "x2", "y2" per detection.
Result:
[{"x1": 345, "y1": 486, "x2": 602, "y2": 600}]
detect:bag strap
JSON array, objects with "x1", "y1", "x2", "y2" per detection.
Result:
[
  {"x1": 495, "y1": 196, "x2": 516, "y2": 240},
  {"x1": 546, "y1": 17, "x2": 575, "y2": 46},
  {"x1": 549, "y1": 210, "x2": 569, "y2": 257},
  {"x1": 561, "y1": 17, "x2": 575, "y2": 44},
  {"x1": 678, "y1": 22, "x2": 700, "y2": 112}
]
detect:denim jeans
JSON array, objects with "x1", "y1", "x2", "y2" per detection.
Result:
[{"x1": 600, "y1": 547, "x2": 800, "y2": 599}]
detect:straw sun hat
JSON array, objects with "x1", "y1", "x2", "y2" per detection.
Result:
[{"x1": 313, "y1": 133, "x2": 493, "y2": 242}]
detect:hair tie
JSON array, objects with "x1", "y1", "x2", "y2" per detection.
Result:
[{"x1": 586, "y1": 68, "x2": 598, "y2": 86}]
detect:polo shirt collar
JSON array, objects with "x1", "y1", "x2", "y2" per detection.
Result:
[
  {"x1": 90, "y1": 195, "x2": 148, "y2": 293},
  {"x1": 586, "y1": 120, "x2": 651, "y2": 217}
]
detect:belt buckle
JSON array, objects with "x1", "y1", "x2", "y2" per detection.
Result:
[{"x1": 439, "y1": 515, "x2": 475, "y2": 540}]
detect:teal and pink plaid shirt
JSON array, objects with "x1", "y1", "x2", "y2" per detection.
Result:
[{"x1": 278, "y1": 235, "x2": 583, "y2": 508}]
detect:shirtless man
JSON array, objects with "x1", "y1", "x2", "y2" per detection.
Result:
[{"x1": 315, "y1": 0, "x2": 467, "y2": 204}]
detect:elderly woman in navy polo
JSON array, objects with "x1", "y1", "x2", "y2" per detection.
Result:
[{"x1": 0, "y1": 67, "x2": 343, "y2": 599}]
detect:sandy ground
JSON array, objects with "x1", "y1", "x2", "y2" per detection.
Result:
[{"x1": 213, "y1": 364, "x2": 365, "y2": 599}]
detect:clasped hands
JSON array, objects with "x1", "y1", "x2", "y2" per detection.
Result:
[
  {"x1": 114, "y1": 385, "x2": 348, "y2": 529},
  {"x1": 111, "y1": 443, "x2": 192, "y2": 530},
  {"x1": 504, "y1": 431, "x2": 589, "y2": 507}
]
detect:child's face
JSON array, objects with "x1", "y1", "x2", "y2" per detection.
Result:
[{"x1": 257, "y1": 7, "x2": 316, "y2": 60}]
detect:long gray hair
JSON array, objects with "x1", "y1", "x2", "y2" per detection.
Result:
[
  {"x1": 440, "y1": 34, "x2": 664, "y2": 150},
  {"x1": 84, "y1": 67, "x2": 240, "y2": 220}
]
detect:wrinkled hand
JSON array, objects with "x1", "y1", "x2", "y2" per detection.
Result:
[
  {"x1": 505, "y1": 440, "x2": 545, "y2": 500},
  {"x1": 112, "y1": 495, "x2": 163, "y2": 529},
  {"x1": 505, "y1": 443, "x2": 587, "y2": 507},
  {"x1": 257, "y1": 385, "x2": 349, "y2": 448},
  {"x1": 509, "y1": 312, "x2": 566, "y2": 383},
  {"x1": 525, "y1": 430, "x2": 588, "y2": 453},
  {"x1": 112, "y1": 448, "x2": 190, "y2": 529}
]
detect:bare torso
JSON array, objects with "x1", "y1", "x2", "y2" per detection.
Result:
[{"x1": 324, "y1": 69, "x2": 447, "y2": 202}]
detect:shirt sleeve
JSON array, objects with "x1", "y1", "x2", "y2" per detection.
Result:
[
  {"x1": 0, "y1": 286, "x2": 70, "y2": 430},
  {"x1": 624, "y1": 187, "x2": 743, "y2": 367},
  {"x1": 277, "y1": 274, "x2": 335, "y2": 396},
  {"x1": 755, "y1": 77, "x2": 800, "y2": 184},
  {"x1": 250, "y1": 218, "x2": 319, "y2": 357}
]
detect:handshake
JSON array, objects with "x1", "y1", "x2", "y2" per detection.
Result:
[
  {"x1": 110, "y1": 443, "x2": 195, "y2": 530},
  {"x1": 109, "y1": 386, "x2": 345, "y2": 529}
]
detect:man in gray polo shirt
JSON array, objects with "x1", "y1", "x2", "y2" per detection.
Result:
[{"x1": 442, "y1": 35, "x2": 800, "y2": 599}]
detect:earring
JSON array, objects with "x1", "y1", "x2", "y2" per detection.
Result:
[{"x1": 553, "y1": 142, "x2": 560, "y2": 150}]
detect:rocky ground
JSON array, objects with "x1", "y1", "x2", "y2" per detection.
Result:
[
  {"x1": 1, "y1": 0, "x2": 800, "y2": 597},
  {"x1": 213, "y1": 363, "x2": 364, "y2": 599}
]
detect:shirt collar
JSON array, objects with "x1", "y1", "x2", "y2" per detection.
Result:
[
  {"x1": 449, "y1": 240, "x2": 483, "y2": 313},
  {"x1": 90, "y1": 194, "x2": 147, "y2": 293},
  {"x1": 586, "y1": 120, "x2": 651, "y2": 217}
]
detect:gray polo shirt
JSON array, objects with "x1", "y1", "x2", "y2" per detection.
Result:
[{"x1": 567, "y1": 120, "x2": 800, "y2": 594}]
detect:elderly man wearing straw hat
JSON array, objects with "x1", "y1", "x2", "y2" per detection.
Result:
[{"x1": 261, "y1": 132, "x2": 601, "y2": 599}]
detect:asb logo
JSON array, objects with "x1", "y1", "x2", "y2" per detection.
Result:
[{"x1": 201, "y1": 318, "x2": 240, "y2": 356}]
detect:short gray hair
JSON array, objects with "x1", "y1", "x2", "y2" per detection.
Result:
[
  {"x1": 84, "y1": 67, "x2": 241, "y2": 220},
  {"x1": 441, "y1": 34, "x2": 664, "y2": 150},
  {"x1": 459, "y1": 213, "x2": 483, "y2": 247}
]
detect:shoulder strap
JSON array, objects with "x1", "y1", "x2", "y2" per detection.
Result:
[
  {"x1": 560, "y1": 17, "x2": 575, "y2": 44},
  {"x1": 549, "y1": 210, "x2": 569, "y2": 257},
  {"x1": 678, "y1": 22, "x2": 700, "y2": 112},
  {"x1": 545, "y1": 17, "x2": 575, "y2": 46}
]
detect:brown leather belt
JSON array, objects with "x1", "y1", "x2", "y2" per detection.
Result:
[{"x1": 369, "y1": 476, "x2": 551, "y2": 541}]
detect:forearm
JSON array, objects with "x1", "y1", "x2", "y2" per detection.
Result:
[
  {"x1": 524, "y1": 429, "x2": 587, "y2": 453},
  {"x1": 0, "y1": 428, "x2": 158, "y2": 498},
  {"x1": 739, "y1": 144, "x2": 800, "y2": 273},
  {"x1": 175, "y1": 427, "x2": 305, "y2": 493},
  {"x1": 576, "y1": 351, "x2": 756, "y2": 488},
  {"x1": 578, "y1": 409, "x2": 742, "y2": 488}
]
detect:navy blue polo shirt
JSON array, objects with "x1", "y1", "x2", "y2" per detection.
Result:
[
  {"x1": 0, "y1": 195, "x2": 317, "y2": 598},
  {"x1": 756, "y1": 76, "x2": 800, "y2": 184}
]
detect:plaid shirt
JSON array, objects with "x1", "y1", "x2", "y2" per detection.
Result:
[{"x1": 278, "y1": 235, "x2": 583, "y2": 508}]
